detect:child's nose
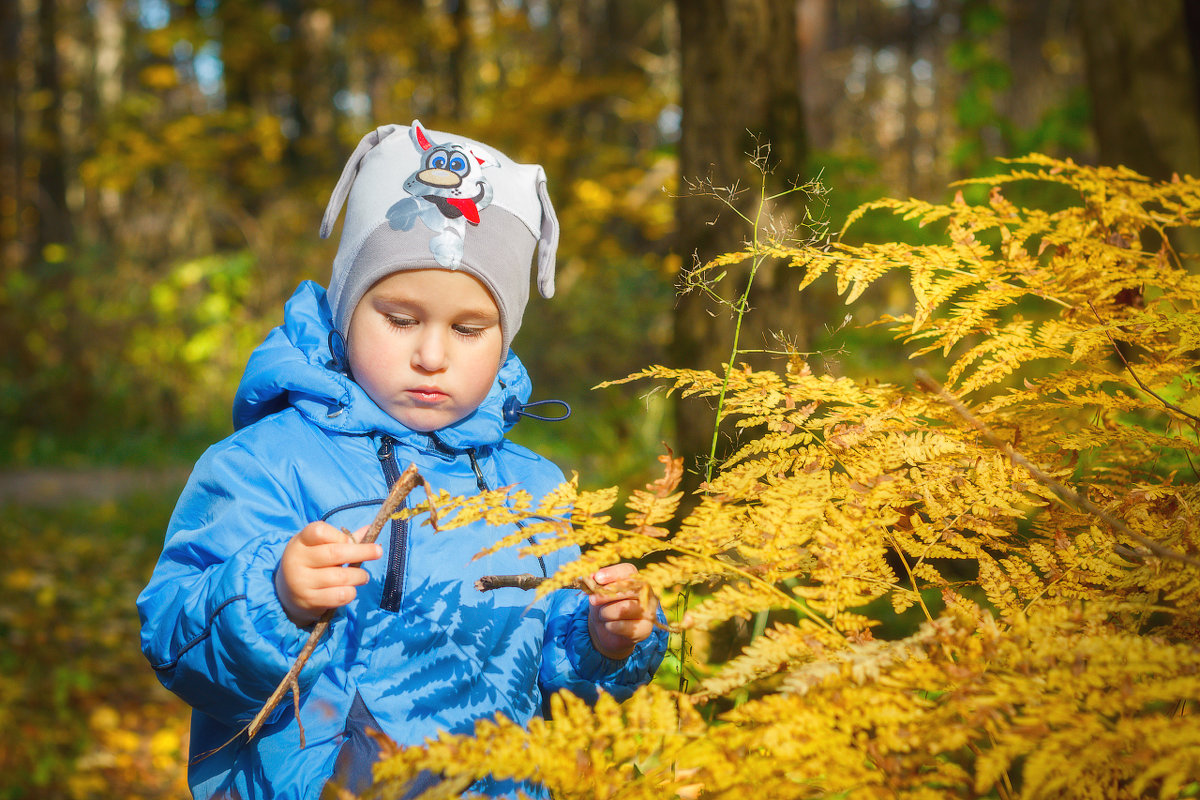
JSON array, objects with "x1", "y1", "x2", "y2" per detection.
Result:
[{"x1": 411, "y1": 330, "x2": 447, "y2": 371}]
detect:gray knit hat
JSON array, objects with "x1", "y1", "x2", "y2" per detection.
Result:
[{"x1": 320, "y1": 121, "x2": 559, "y2": 358}]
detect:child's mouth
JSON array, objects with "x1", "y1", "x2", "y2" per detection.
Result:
[{"x1": 407, "y1": 387, "x2": 447, "y2": 403}]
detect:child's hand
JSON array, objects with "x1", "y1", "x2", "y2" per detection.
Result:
[
  {"x1": 586, "y1": 563, "x2": 660, "y2": 660},
  {"x1": 275, "y1": 522, "x2": 382, "y2": 627}
]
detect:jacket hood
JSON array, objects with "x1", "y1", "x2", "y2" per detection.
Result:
[{"x1": 232, "y1": 280, "x2": 532, "y2": 449}]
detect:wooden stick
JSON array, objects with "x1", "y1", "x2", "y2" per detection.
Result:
[
  {"x1": 475, "y1": 573, "x2": 593, "y2": 592},
  {"x1": 476, "y1": 573, "x2": 551, "y2": 591},
  {"x1": 915, "y1": 369, "x2": 1200, "y2": 570},
  {"x1": 246, "y1": 464, "x2": 431, "y2": 745},
  {"x1": 476, "y1": 573, "x2": 675, "y2": 635}
]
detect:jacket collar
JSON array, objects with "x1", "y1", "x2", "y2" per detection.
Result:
[{"x1": 232, "y1": 281, "x2": 531, "y2": 450}]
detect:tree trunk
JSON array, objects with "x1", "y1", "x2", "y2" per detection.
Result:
[
  {"x1": 290, "y1": 5, "x2": 338, "y2": 172},
  {"x1": 448, "y1": 0, "x2": 472, "y2": 119},
  {"x1": 1079, "y1": 0, "x2": 1200, "y2": 180},
  {"x1": 34, "y1": 0, "x2": 72, "y2": 248},
  {"x1": 88, "y1": 0, "x2": 124, "y2": 233},
  {"x1": 672, "y1": 0, "x2": 809, "y2": 492},
  {"x1": 0, "y1": 0, "x2": 23, "y2": 267}
]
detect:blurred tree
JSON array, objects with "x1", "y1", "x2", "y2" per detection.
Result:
[
  {"x1": 0, "y1": 0, "x2": 1133, "y2": 477},
  {"x1": 285, "y1": 4, "x2": 339, "y2": 167},
  {"x1": 33, "y1": 0, "x2": 72, "y2": 249},
  {"x1": 1079, "y1": 0, "x2": 1200, "y2": 180},
  {"x1": 471, "y1": 1, "x2": 678, "y2": 483},
  {"x1": 0, "y1": 0, "x2": 23, "y2": 267},
  {"x1": 671, "y1": 0, "x2": 810, "y2": 491},
  {"x1": 0, "y1": 0, "x2": 680, "y2": 472}
]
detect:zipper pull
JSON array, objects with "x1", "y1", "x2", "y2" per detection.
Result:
[
  {"x1": 377, "y1": 435, "x2": 393, "y2": 461},
  {"x1": 466, "y1": 448, "x2": 488, "y2": 493}
]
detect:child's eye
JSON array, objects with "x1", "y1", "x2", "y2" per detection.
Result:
[
  {"x1": 452, "y1": 324, "x2": 486, "y2": 339},
  {"x1": 385, "y1": 315, "x2": 417, "y2": 329}
]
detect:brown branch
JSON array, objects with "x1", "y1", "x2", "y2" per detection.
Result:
[
  {"x1": 478, "y1": 573, "x2": 675, "y2": 637},
  {"x1": 915, "y1": 369, "x2": 1200, "y2": 570},
  {"x1": 477, "y1": 573, "x2": 547, "y2": 591},
  {"x1": 245, "y1": 464, "x2": 432, "y2": 746},
  {"x1": 475, "y1": 573, "x2": 592, "y2": 592}
]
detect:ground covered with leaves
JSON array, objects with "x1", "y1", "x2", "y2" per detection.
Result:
[{"x1": 0, "y1": 489, "x2": 190, "y2": 799}]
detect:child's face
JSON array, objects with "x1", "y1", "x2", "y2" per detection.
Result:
[{"x1": 346, "y1": 269, "x2": 503, "y2": 432}]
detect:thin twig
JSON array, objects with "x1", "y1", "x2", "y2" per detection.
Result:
[
  {"x1": 245, "y1": 464, "x2": 431, "y2": 745},
  {"x1": 475, "y1": 573, "x2": 598, "y2": 592},
  {"x1": 1087, "y1": 300, "x2": 1200, "y2": 428},
  {"x1": 478, "y1": 573, "x2": 677, "y2": 636},
  {"x1": 915, "y1": 369, "x2": 1200, "y2": 570},
  {"x1": 478, "y1": 573, "x2": 550, "y2": 591},
  {"x1": 477, "y1": 573, "x2": 545, "y2": 591}
]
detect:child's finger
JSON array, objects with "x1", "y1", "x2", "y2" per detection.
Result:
[
  {"x1": 587, "y1": 563, "x2": 643, "y2": 604},
  {"x1": 301, "y1": 539, "x2": 382, "y2": 568},
  {"x1": 306, "y1": 565, "x2": 372, "y2": 590},
  {"x1": 592, "y1": 563, "x2": 638, "y2": 584},
  {"x1": 302, "y1": 584, "x2": 361, "y2": 610},
  {"x1": 598, "y1": 618, "x2": 654, "y2": 641},
  {"x1": 588, "y1": 585, "x2": 634, "y2": 603},
  {"x1": 587, "y1": 574, "x2": 658, "y2": 618},
  {"x1": 296, "y1": 521, "x2": 347, "y2": 546},
  {"x1": 593, "y1": 597, "x2": 652, "y2": 623}
]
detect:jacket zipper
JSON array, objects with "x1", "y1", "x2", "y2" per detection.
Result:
[
  {"x1": 466, "y1": 448, "x2": 488, "y2": 493},
  {"x1": 465, "y1": 444, "x2": 547, "y2": 579},
  {"x1": 377, "y1": 435, "x2": 408, "y2": 612},
  {"x1": 392, "y1": 437, "x2": 548, "y2": 583}
]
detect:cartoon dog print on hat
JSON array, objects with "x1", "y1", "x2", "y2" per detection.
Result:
[{"x1": 385, "y1": 121, "x2": 496, "y2": 268}]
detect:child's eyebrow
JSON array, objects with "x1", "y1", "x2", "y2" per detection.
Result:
[
  {"x1": 373, "y1": 294, "x2": 499, "y2": 321},
  {"x1": 456, "y1": 306, "x2": 501, "y2": 322}
]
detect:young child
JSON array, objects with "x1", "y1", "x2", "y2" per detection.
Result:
[{"x1": 137, "y1": 121, "x2": 667, "y2": 799}]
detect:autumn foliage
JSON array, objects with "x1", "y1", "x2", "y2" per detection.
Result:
[{"x1": 364, "y1": 156, "x2": 1200, "y2": 799}]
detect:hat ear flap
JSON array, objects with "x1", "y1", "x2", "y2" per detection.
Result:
[
  {"x1": 320, "y1": 124, "x2": 401, "y2": 239},
  {"x1": 410, "y1": 119, "x2": 433, "y2": 151},
  {"x1": 535, "y1": 170, "x2": 559, "y2": 300},
  {"x1": 469, "y1": 146, "x2": 497, "y2": 168}
]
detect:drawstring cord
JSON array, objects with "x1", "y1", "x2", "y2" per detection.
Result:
[{"x1": 502, "y1": 396, "x2": 572, "y2": 424}]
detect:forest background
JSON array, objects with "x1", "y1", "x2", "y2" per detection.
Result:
[{"x1": 3, "y1": 0, "x2": 1200, "y2": 797}]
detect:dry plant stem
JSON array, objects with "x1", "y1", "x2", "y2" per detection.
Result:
[
  {"x1": 1087, "y1": 300, "x2": 1200, "y2": 428},
  {"x1": 245, "y1": 464, "x2": 430, "y2": 745},
  {"x1": 916, "y1": 369, "x2": 1200, "y2": 570}
]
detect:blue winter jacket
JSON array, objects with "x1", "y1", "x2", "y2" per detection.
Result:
[{"x1": 137, "y1": 281, "x2": 667, "y2": 799}]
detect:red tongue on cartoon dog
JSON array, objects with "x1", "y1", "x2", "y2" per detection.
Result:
[{"x1": 447, "y1": 198, "x2": 480, "y2": 224}]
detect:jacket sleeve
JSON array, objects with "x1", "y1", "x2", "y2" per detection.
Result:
[
  {"x1": 537, "y1": 570, "x2": 669, "y2": 704},
  {"x1": 540, "y1": 534, "x2": 672, "y2": 705},
  {"x1": 136, "y1": 437, "x2": 346, "y2": 727},
  {"x1": 505, "y1": 444, "x2": 668, "y2": 703}
]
